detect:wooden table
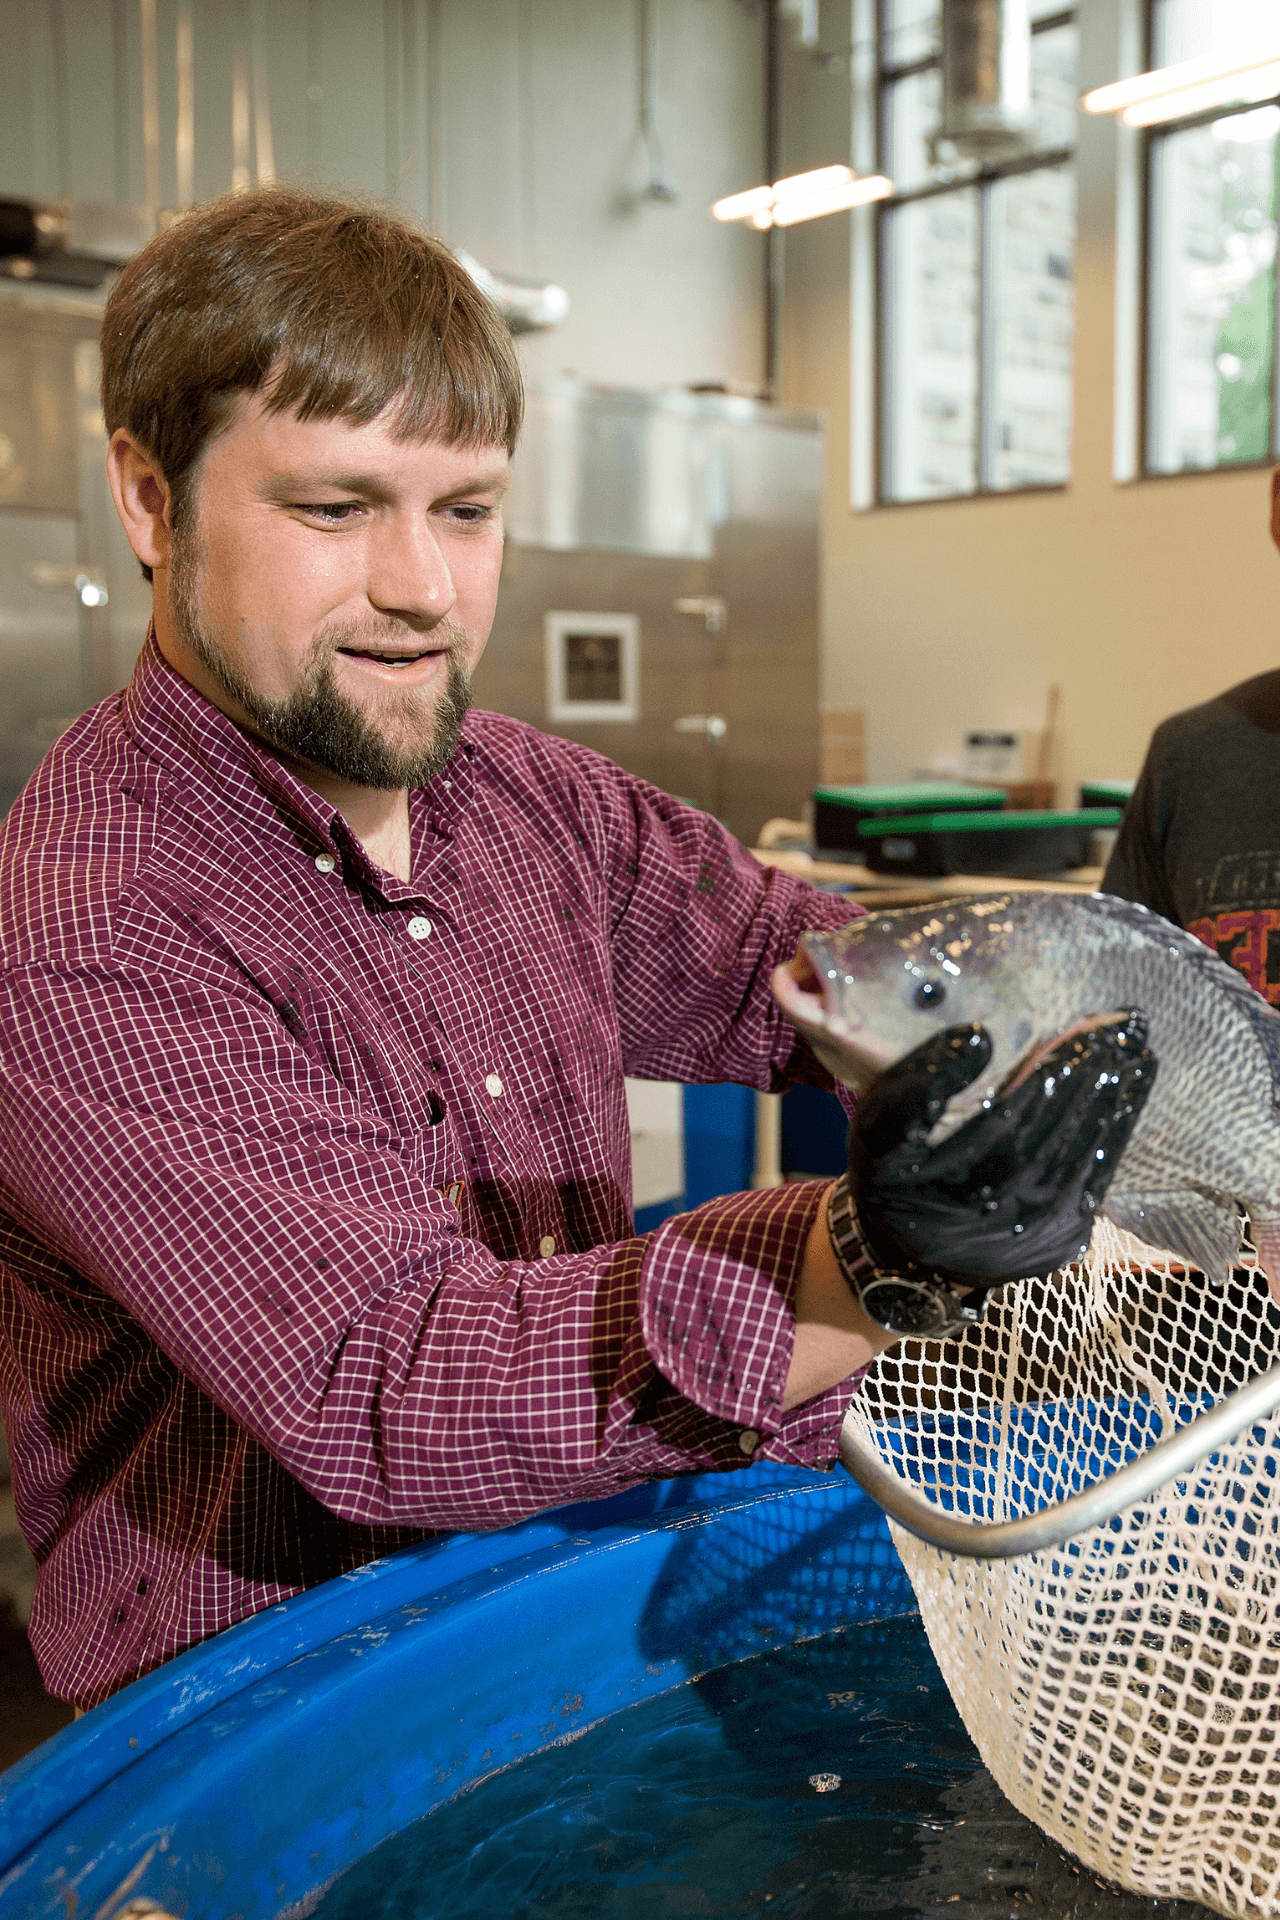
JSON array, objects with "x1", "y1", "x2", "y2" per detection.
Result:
[{"x1": 750, "y1": 846, "x2": 1105, "y2": 909}]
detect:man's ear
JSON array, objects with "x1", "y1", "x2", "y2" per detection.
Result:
[
  {"x1": 1269, "y1": 467, "x2": 1280, "y2": 557},
  {"x1": 106, "y1": 430, "x2": 173, "y2": 575}
]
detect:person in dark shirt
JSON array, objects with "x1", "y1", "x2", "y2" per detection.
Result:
[{"x1": 1103, "y1": 473, "x2": 1280, "y2": 1002}]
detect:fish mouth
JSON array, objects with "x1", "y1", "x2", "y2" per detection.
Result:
[{"x1": 771, "y1": 941, "x2": 898, "y2": 1090}]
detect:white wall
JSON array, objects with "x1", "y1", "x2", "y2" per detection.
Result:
[
  {"x1": 779, "y1": 0, "x2": 1280, "y2": 807},
  {"x1": 0, "y1": 0, "x2": 767, "y2": 395}
]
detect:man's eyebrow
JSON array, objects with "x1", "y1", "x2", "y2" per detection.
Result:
[
  {"x1": 260, "y1": 465, "x2": 511, "y2": 503},
  {"x1": 434, "y1": 467, "x2": 511, "y2": 502}
]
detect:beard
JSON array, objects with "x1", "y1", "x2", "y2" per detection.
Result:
[{"x1": 167, "y1": 520, "x2": 473, "y2": 792}]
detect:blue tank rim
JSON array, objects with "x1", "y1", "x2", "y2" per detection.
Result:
[{"x1": 1, "y1": 1461, "x2": 908, "y2": 1891}]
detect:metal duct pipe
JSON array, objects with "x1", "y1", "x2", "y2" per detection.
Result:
[
  {"x1": 0, "y1": 198, "x2": 155, "y2": 289},
  {"x1": 454, "y1": 250, "x2": 570, "y2": 335},
  {"x1": 928, "y1": 0, "x2": 1033, "y2": 165}
]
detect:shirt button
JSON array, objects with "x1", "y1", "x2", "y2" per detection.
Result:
[
  {"x1": 539, "y1": 1234, "x2": 557, "y2": 1257},
  {"x1": 738, "y1": 1429, "x2": 760, "y2": 1457},
  {"x1": 485, "y1": 1073, "x2": 503, "y2": 1097},
  {"x1": 314, "y1": 853, "x2": 336, "y2": 873},
  {"x1": 407, "y1": 916, "x2": 433, "y2": 941}
]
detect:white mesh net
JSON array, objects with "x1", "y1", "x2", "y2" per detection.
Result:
[{"x1": 846, "y1": 1218, "x2": 1280, "y2": 1918}]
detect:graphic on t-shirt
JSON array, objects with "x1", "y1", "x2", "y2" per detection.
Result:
[
  {"x1": 1186, "y1": 853, "x2": 1280, "y2": 1000},
  {"x1": 1187, "y1": 908, "x2": 1280, "y2": 1001},
  {"x1": 1192, "y1": 850, "x2": 1280, "y2": 921}
]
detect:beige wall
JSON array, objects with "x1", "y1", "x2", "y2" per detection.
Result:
[
  {"x1": 778, "y1": 0, "x2": 1280, "y2": 806},
  {"x1": 0, "y1": 0, "x2": 767, "y2": 396}
]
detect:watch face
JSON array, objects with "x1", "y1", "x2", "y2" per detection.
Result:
[{"x1": 856, "y1": 1272, "x2": 976, "y2": 1340}]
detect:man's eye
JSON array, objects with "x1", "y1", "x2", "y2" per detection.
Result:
[
  {"x1": 914, "y1": 979, "x2": 946, "y2": 1009},
  {"x1": 445, "y1": 504, "x2": 493, "y2": 524},
  {"x1": 298, "y1": 503, "x2": 360, "y2": 522}
]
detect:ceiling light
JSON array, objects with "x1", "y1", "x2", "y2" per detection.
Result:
[
  {"x1": 711, "y1": 167, "x2": 894, "y2": 230},
  {"x1": 771, "y1": 164, "x2": 858, "y2": 203},
  {"x1": 771, "y1": 174, "x2": 895, "y2": 225},
  {"x1": 1082, "y1": 48, "x2": 1280, "y2": 128},
  {"x1": 1122, "y1": 60, "x2": 1280, "y2": 126},
  {"x1": 710, "y1": 185, "x2": 775, "y2": 223}
]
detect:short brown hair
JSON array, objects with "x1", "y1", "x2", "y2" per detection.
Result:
[{"x1": 101, "y1": 186, "x2": 524, "y2": 579}]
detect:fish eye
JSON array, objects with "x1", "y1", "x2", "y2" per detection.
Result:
[{"x1": 914, "y1": 979, "x2": 946, "y2": 1009}]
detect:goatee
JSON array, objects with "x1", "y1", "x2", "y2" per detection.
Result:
[{"x1": 169, "y1": 523, "x2": 473, "y2": 790}]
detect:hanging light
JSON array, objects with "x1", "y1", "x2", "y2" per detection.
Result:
[
  {"x1": 1082, "y1": 47, "x2": 1280, "y2": 129},
  {"x1": 711, "y1": 165, "x2": 893, "y2": 230}
]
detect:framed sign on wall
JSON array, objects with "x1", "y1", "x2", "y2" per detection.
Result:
[{"x1": 544, "y1": 611, "x2": 640, "y2": 724}]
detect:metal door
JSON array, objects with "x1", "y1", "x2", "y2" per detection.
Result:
[
  {"x1": 479, "y1": 383, "x2": 822, "y2": 845},
  {"x1": 0, "y1": 511, "x2": 85, "y2": 816}
]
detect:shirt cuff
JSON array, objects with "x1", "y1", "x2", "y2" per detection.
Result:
[{"x1": 635, "y1": 1178, "x2": 852, "y2": 1441}]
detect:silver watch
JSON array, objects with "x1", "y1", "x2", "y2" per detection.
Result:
[{"x1": 827, "y1": 1175, "x2": 988, "y2": 1341}]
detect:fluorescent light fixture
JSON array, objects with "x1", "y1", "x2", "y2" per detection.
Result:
[
  {"x1": 1123, "y1": 59, "x2": 1280, "y2": 126},
  {"x1": 770, "y1": 163, "x2": 857, "y2": 203},
  {"x1": 1082, "y1": 48, "x2": 1280, "y2": 128},
  {"x1": 711, "y1": 166, "x2": 894, "y2": 229},
  {"x1": 710, "y1": 184, "x2": 775, "y2": 223},
  {"x1": 771, "y1": 173, "x2": 894, "y2": 225}
]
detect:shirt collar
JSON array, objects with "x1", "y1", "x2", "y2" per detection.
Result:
[{"x1": 121, "y1": 630, "x2": 476, "y2": 902}]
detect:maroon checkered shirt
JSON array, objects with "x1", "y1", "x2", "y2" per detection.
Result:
[{"x1": 0, "y1": 637, "x2": 861, "y2": 1706}]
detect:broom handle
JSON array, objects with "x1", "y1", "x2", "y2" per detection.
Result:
[{"x1": 1035, "y1": 683, "x2": 1060, "y2": 787}]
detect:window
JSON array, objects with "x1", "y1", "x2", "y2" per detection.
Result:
[
  {"x1": 1144, "y1": 0, "x2": 1280, "y2": 474},
  {"x1": 877, "y1": 2, "x2": 1078, "y2": 504}
]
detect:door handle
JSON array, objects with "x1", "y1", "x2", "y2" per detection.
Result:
[
  {"x1": 674, "y1": 714, "x2": 727, "y2": 742},
  {"x1": 673, "y1": 596, "x2": 726, "y2": 634}
]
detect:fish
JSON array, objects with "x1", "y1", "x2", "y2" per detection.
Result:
[{"x1": 772, "y1": 890, "x2": 1280, "y2": 1290}]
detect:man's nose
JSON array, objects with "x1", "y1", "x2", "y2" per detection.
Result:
[{"x1": 365, "y1": 514, "x2": 457, "y2": 626}]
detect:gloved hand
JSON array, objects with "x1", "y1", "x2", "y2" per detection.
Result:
[{"x1": 850, "y1": 1012, "x2": 1157, "y2": 1294}]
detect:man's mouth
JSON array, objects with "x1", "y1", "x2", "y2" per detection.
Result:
[{"x1": 336, "y1": 645, "x2": 446, "y2": 669}]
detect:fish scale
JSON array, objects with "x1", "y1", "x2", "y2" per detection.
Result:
[{"x1": 781, "y1": 891, "x2": 1280, "y2": 1285}]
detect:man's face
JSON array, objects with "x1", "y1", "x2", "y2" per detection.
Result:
[{"x1": 162, "y1": 392, "x2": 511, "y2": 790}]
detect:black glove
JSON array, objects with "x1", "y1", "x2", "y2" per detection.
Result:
[{"x1": 850, "y1": 1012, "x2": 1157, "y2": 1295}]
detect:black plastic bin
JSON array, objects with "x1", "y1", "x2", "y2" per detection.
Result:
[
  {"x1": 855, "y1": 807, "x2": 1124, "y2": 879},
  {"x1": 1079, "y1": 780, "x2": 1133, "y2": 809},
  {"x1": 814, "y1": 783, "x2": 1003, "y2": 857}
]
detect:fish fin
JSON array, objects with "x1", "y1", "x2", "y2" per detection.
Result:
[
  {"x1": 1103, "y1": 1190, "x2": 1244, "y2": 1282},
  {"x1": 1249, "y1": 1220, "x2": 1280, "y2": 1306}
]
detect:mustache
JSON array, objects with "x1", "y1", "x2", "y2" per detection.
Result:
[{"x1": 310, "y1": 616, "x2": 471, "y2": 663}]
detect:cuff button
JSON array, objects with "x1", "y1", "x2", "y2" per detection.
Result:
[{"x1": 737, "y1": 1428, "x2": 760, "y2": 1456}]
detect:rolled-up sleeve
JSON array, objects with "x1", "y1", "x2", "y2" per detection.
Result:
[
  {"x1": 633, "y1": 1180, "x2": 854, "y2": 1465},
  {"x1": 0, "y1": 961, "x2": 852, "y2": 1547}
]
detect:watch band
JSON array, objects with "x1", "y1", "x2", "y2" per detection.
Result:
[{"x1": 827, "y1": 1174, "x2": 989, "y2": 1342}]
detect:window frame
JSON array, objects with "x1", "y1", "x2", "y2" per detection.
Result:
[
  {"x1": 1138, "y1": 0, "x2": 1280, "y2": 481},
  {"x1": 873, "y1": 3, "x2": 1078, "y2": 507}
]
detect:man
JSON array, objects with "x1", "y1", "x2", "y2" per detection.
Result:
[
  {"x1": 1103, "y1": 470, "x2": 1280, "y2": 992},
  {"x1": 0, "y1": 189, "x2": 1129, "y2": 1709}
]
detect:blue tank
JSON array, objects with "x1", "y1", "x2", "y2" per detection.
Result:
[{"x1": 0, "y1": 1464, "x2": 912, "y2": 1920}]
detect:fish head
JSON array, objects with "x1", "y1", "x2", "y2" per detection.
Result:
[{"x1": 774, "y1": 896, "x2": 1042, "y2": 1101}]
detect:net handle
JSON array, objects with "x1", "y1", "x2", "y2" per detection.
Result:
[{"x1": 837, "y1": 1360, "x2": 1280, "y2": 1559}]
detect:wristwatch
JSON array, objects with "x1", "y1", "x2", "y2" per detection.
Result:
[{"x1": 826, "y1": 1174, "x2": 989, "y2": 1341}]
